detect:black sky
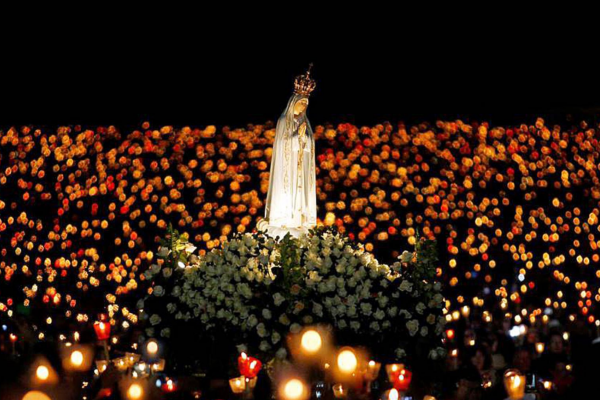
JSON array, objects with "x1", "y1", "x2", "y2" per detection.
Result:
[{"x1": 1, "y1": 12, "x2": 599, "y2": 129}]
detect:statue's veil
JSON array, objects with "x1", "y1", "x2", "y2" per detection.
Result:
[
  {"x1": 279, "y1": 93, "x2": 313, "y2": 138},
  {"x1": 264, "y1": 93, "x2": 315, "y2": 223}
]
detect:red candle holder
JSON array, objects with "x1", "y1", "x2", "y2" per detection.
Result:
[
  {"x1": 238, "y1": 352, "x2": 262, "y2": 379},
  {"x1": 392, "y1": 369, "x2": 412, "y2": 392},
  {"x1": 94, "y1": 321, "x2": 111, "y2": 341}
]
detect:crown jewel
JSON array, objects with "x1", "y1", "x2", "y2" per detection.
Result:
[{"x1": 294, "y1": 63, "x2": 316, "y2": 97}]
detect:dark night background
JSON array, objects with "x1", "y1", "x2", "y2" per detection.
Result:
[{"x1": 1, "y1": 11, "x2": 599, "y2": 129}]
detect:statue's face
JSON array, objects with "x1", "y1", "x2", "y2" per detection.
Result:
[{"x1": 293, "y1": 98, "x2": 309, "y2": 116}]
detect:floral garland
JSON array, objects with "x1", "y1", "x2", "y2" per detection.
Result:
[{"x1": 140, "y1": 225, "x2": 446, "y2": 365}]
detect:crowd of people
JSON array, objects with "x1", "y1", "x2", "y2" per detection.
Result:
[{"x1": 1, "y1": 117, "x2": 600, "y2": 398}]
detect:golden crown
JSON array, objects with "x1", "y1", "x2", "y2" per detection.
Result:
[{"x1": 294, "y1": 63, "x2": 316, "y2": 96}]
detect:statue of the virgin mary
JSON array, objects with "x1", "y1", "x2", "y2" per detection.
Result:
[{"x1": 261, "y1": 65, "x2": 317, "y2": 238}]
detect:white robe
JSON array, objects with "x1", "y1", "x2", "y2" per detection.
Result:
[{"x1": 264, "y1": 94, "x2": 317, "y2": 238}]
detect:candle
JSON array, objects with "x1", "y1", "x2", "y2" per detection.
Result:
[
  {"x1": 10, "y1": 333, "x2": 17, "y2": 355},
  {"x1": 449, "y1": 349, "x2": 459, "y2": 370},
  {"x1": 332, "y1": 384, "x2": 347, "y2": 398},
  {"x1": 62, "y1": 346, "x2": 92, "y2": 371},
  {"x1": 336, "y1": 348, "x2": 358, "y2": 375},
  {"x1": 31, "y1": 361, "x2": 58, "y2": 386},
  {"x1": 162, "y1": 379, "x2": 176, "y2": 393},
  {"x1": 238, "y1": 352, "x2": 262, "y2": 378},
  {"x1": 127, "y1": 382, "x2": 144, "y2": 400},
  {"x1": 22, "y1": 391, "x2": 52, "y2": 400},
  {"x1": 146, "y1": 339, "x2": 159, "y2": 357},
  {"x1": 365, "y1": 360, "x2": 381, "y2": 381},
  {"x1": 461, "y1": 305, "x2": 471, "y2": 318},
  {"x1": 387, "y1": 388, "x2": 399, "y2": 400},
  {"x1": 115, "y1": 357, "x2": 128, "y2": 372},
  {"x1": 125, "y1": 352, "x2": 141, "y2": 367},
  {"x1": 151, "y1": 359, "x2": 166, "y2": 372},
  {"x1": 280, "y1": 378, "x2": 308, "y2": 400},
  {"x1": 96, "y1": 360, "x2": 108, "y2": 373},
  {"x1": 385, "y1": 364, "x2": 404, "y2": 381},
  {"x1": 36, "y1": 365, "x2": 50, "y2": 382},
  {"x1": 70, "y1": 350, "x2": 84, "y2": 368},
  {"x1": 535, "y1": 342, "x2": 545, "y2": 354},
  {"x1": 229, "y1": 376, "x2": 246, "y2": 394},
  {"x1": 393, "y1": 368, "x2": 412, "y2": 392},
  {"x1": 247, "y1": 377, "x2": 258, "y2": 390},
  {"x1": 503, "y1": 369, "x2": 526, "y2": 400},
  {"x1": 300, "y1": 329, "x2": 322, "y2": 354},
  {"x1": 93, "y1": 321, "x2": 111, "y2": 341}
]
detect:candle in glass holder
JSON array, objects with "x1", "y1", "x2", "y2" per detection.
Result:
[
  {"x1": 503, "y1": 369, "x2": 526, "y2": 400},
  {"x1": 230, "y1": 376, "x2": 246, "y2": 394},
  {"x1": 300, "y1": 329, "x2": 323, "y2": 354},
  {"x1": 393, "y1": 369, "x2": 412, "y2": 392},
  {"x1": 238, "y1": 352, "x2": 262, "y2": 378},
  {"x1": 385, "y1": 364, "x2": 404, "y2": 382},
  {"x1": 127, "y1": 382, "x2": 144, "y2": 400},
  {"x1": 93, "y1": 321, "x2": 111, "y2": 341},
  {"x1": 280, "y1": 378, "x2": 308, "y2": 400},
  {"x1": 387, "y1": 388, "x2": 399, "y2": 400},
  {"x1": 146, "y1": 339, "x2": 159, "y2": 357},
  {"x1": 125, "y1": 352, "x2": 141, "y2": 367},
  {"x1": 332, "y1": 384, "x2": 347, "y2": 398},
  {"x1": 336, "y1": 348, "x2": 358, "y2": 375},
  {"x1": 22, "y1": 391, "x2": 51, "y2": 400},
  {"x1": 535, "y1": 342, "x2": 545, "y2": 354},
  {"x1": 365, "y1": 360, "x2": 381, "y2": 381},
  {"x1": 151, "y1": 359, "x2": 166, "y2": 372},
  {"x1": 115, "y1": 357, "x2": 128, "y2": 372},
  {"x1": 70, "y1": 350, "x2": 84, "y2": 368},
  {"x1": 36, "y1": 365, "x2": 50, "y2": 382},
  {"x1": 162, "y1": 379, "x2": 176, "y2": 393},
  {"x1": 96, "y1": 360, "x2": 108, "y2": 373},
  {"x1": 461, "y1": 305, "x2": 471, "y2": 318},
  {"x1": 247, "y1": 377, "x2": 258, "y2": 390}
]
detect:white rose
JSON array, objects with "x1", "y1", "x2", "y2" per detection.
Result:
[
  {"x1": 273, "y1": 293, "x2": 285, "y2": 306},
  {"x1": 257, "y1": 323, "x2": 268, "y2": 338},
  {"x1": 399, "y1": 280, "x2": 413, "y2": 292},
  {"x1": 276, "y1": 347, "x2": 288, "y2": 360},
  {"x1": 406, "y1": 319, "x2": 419, "y2": 336},
  {"x1": 247, "y1": 314, "x2": 258, "y2": 328},
  {"x1": 271, "y1": 331, "x2": 281, "y2": 344},
  {"x1": 395, "y1": 348, "x2": 407, "y2": 359}
]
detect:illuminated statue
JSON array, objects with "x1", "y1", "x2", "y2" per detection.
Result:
[{"x1": 261, "y1": 65, "x2": 317, "y2": 238}]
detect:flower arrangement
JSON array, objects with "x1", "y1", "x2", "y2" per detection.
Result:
[{"x1": 140, "y1": 225, "x2": 445, "y2": 369}]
